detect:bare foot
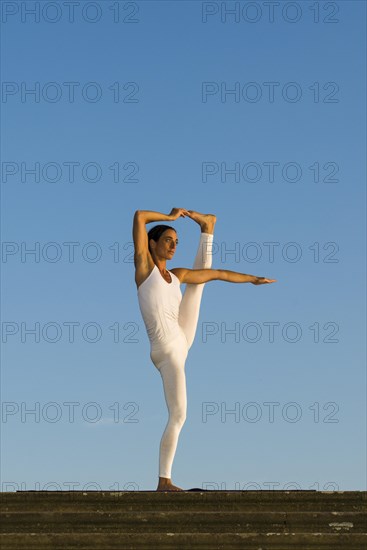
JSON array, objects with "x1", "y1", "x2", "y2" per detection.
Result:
[
  {"x1": 156, "y1": 477, "x2": 184, "y2": 491},
  {"x1": 187, "y1": 211, "x2": 217, "y2": 234}
]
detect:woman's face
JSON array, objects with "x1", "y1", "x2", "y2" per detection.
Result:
[{"x1": 153, "y1": 229, "x2": 178, "y2": 259}]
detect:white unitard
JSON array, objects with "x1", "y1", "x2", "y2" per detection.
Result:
[{"x1": 137, "y1": 232, "x2": 214, "y2": 479}]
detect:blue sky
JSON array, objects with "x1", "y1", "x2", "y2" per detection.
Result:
[{"x1": 1, "y1": 0, "x2": 366, "y2": 491}]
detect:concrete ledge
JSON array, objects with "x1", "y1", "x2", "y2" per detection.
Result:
[
  {"x1": 1, "y1": 531, "x2": 367, "y2": 549},
  {"x1": 1, "y1": 511, "x2": 366, "y2": 533},
  {"x1": 1, "y1": 491, "x2": 366, "y2": 549}
]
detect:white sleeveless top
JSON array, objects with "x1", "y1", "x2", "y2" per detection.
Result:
[{"x1": 137, "y1": 265, "x2": 183, "y2": 349}]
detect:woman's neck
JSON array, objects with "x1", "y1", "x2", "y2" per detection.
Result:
[{"x1": 155, "y1": 260, "x2": 168, "y2": 273}]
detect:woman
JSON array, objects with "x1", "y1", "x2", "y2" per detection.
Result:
[{"x1": 133, "y1": 208, "x2": 276, "y2": 491}]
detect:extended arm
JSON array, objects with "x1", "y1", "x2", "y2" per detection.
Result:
[
  {"x1": 171, "y1": 268, "x2": 276, "y2": 285},
  {"x1": 218, "y1": 269, "x2": 276, "y2": 284}
]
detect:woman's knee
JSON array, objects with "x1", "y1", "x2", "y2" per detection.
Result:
[{"x1": 170, "y1": 408, "x2": 186, "y2": 427}]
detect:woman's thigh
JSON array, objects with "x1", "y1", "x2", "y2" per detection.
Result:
[
  {"x1": 150, "y1": 333, "x2": 189, "y2": 417},
  {"x1": 150, "y1": 331, "x2": 188, "y2": 371}
]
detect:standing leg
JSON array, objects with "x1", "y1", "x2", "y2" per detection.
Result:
[
  {"x1": 151, "y1": 333, "x2": 188, "y2": 491},
  {"x1": 178, "y1": 213, "x2": 216, "y2": 349}
]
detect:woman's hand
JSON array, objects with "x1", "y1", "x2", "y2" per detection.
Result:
[
  {"x1": 168, "y1": 208, "x2": 190, "y2": 221},
  {"x1": 252, "y1": 277, "x2": 277, "y2": 285}
]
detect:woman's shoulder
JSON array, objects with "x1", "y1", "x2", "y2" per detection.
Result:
[{"x1": 169, "y1": 268, "x2": 188, "y2": 284}]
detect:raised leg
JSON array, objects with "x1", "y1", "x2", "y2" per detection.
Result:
[{"x1": 178, "y1": 213, "x2": 216, "y2": 349}]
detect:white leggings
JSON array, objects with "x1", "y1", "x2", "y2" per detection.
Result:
[{"x1": 150, "y1": 232, "x2": 214, "y2": 479}]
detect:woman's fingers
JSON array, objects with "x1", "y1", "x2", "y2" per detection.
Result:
[
  {"x1": 173, "y1": 208, "x2": 195, "y2": 219},
  {"x1": 179, "y1": 208, "x2": 190, "y2": 217},
  {"x1": 170, "y1": 207, "x2": 189, "y2": 219},
  {"x1": 253, "y1": 277, "x2": 277, "y2": 285}
]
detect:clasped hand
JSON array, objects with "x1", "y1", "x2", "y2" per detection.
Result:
[{"x1": 168, "y1": 208, "x2": 190, "y2": 220}]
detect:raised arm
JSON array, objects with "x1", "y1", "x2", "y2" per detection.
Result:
[
  {"x1": 170, "y1": 268, "x2": 277, "y2": 285},
  {"x1": 135, "y1": 208, "x2": 190, "y2": 225},
  {"x1": 132, "y1": 211, "x2": 149, "y2": 264},
  {"x1": 135, "y1": 210, "x2": 173, "y2": 226}
]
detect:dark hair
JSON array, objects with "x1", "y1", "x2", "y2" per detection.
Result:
[{"x1": 147, "y1": 225, "x2": 176, "y2": 253}]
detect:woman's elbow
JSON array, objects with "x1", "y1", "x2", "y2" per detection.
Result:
[
  {"x1": 212, "y1": 269, "x2": 223, "y2": 282},
  {"x1": 213, "y1": 269, "x2": 227, "y2": 281}
]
